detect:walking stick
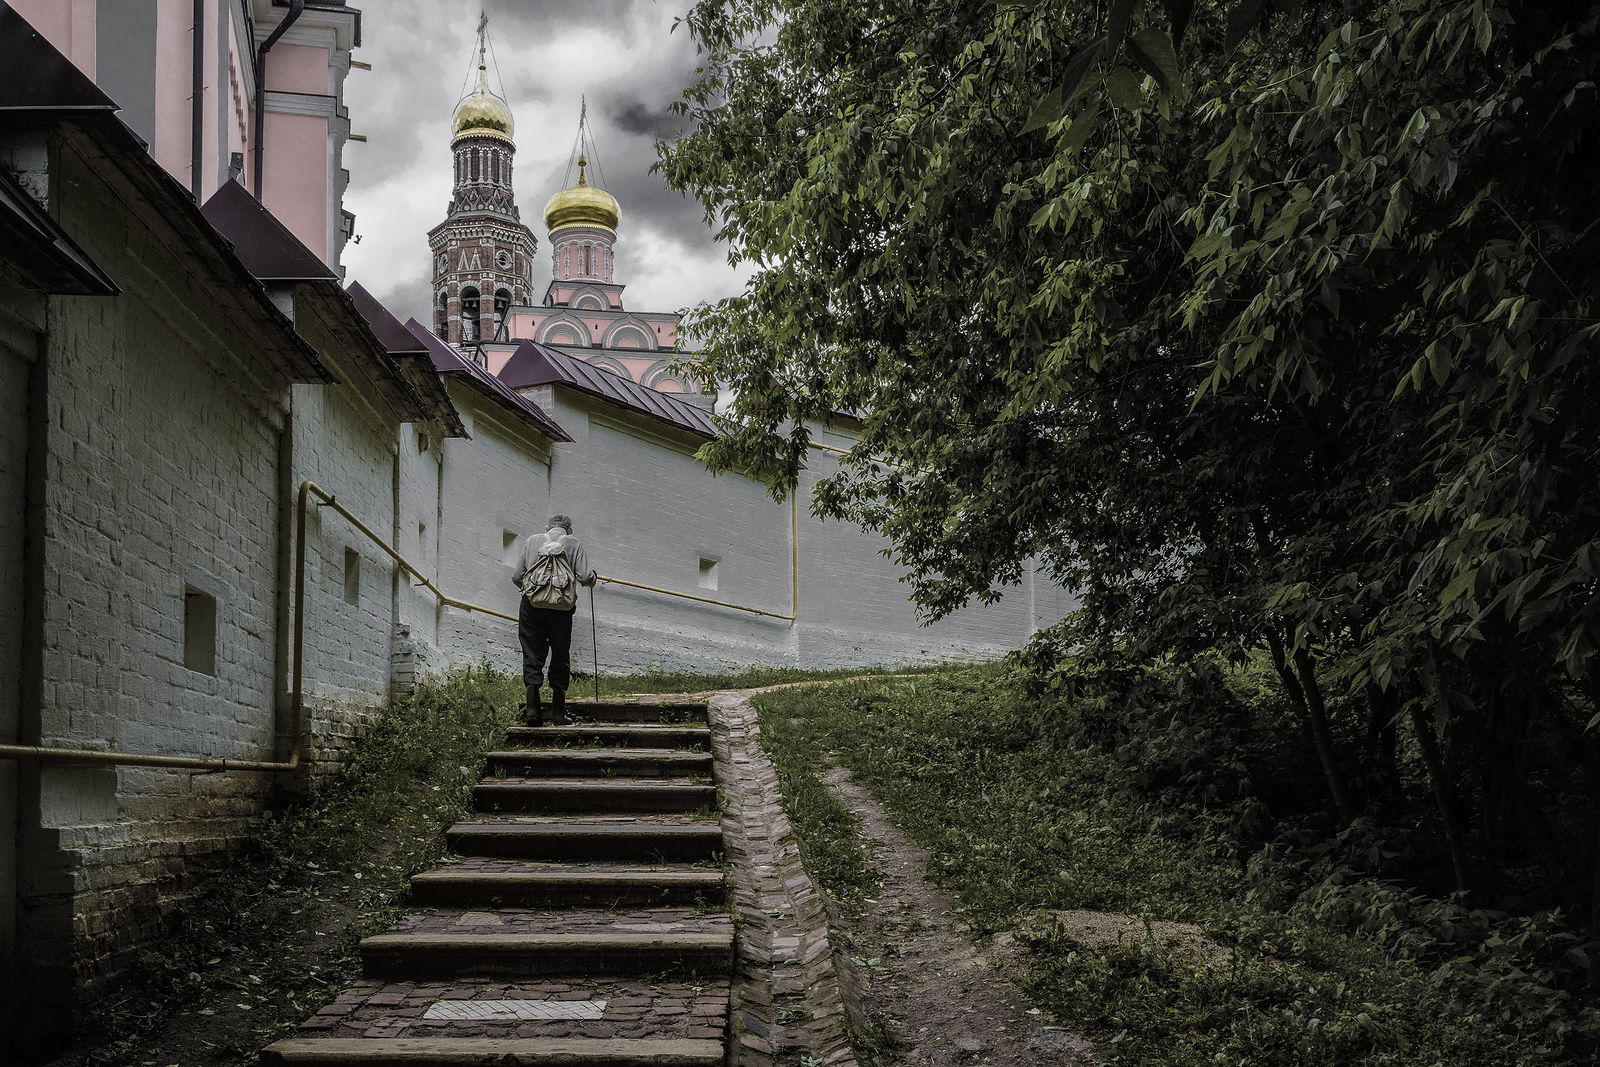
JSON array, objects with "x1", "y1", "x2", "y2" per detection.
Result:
[{"x1": 589, "y1": 582, "x2": 599, "y2": 702}]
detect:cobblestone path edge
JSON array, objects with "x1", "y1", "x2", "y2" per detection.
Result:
[{"x1": 710, "y1": 692, "x2": 862, "y2": 1067}]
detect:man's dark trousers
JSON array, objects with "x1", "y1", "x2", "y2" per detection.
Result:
[{"x1": 519, "y1": 599, "x2": 575, "y2": 702}]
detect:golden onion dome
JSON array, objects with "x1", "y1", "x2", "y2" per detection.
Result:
[
  {"x1": 543, "y1": 156, "x2": 621, "y2": 234},
  {"x1": 452, "y1": 65, "x2": 514, "y2": 144}
]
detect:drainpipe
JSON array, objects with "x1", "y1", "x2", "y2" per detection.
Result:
[
  {"x1": 252, "y1": 0, "x2": 306, "y2": 201},
  {"x1": 191, "y1": 0, "x2": 204, "y2": 199}
]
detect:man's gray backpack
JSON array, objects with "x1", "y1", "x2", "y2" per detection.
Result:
[{"x1": 521, "y1": 539, "x2": 577, "y2": 610}]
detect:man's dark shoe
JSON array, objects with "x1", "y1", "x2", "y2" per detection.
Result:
[
  {"x1": 521, "y1": 693, "x2": 545, "y2": 727},
  {"x1": 549, "y1": 688, "x2": 571, "y2": 726}
]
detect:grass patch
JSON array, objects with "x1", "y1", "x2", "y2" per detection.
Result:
[
  {"x1": 581, "y1": 662, "x2": 936, "y2": 697},
  {"x1": 753, "y1": 665, "x2": 1597, "y2": 1066}
]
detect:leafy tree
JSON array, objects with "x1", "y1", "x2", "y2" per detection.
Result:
[{"x1": 661, "y1": 0, "x2": 1600, "y2": 937}]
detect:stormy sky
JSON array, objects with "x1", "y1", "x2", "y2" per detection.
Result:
[{"x1": 340, "y1": 0, "x2": 750, "y2": 327}]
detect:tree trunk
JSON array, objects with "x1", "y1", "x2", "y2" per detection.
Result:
[
  {"x1": 1291, "y1": 645, "x2": 1355, "y2": 825},
  {"x1": 1409, "y1": 702, "x2": 1472, "y2": 894}
]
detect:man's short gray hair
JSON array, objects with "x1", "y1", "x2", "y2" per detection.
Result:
[{"x1": 546, "y1": 514, "x2": 573, "y2": 532}]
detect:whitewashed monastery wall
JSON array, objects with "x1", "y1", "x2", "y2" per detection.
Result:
[{"x1": 391, "y1": 380, "x2": 1073, "y2": 680}]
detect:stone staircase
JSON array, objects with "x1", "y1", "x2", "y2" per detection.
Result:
[{"x1": 260, "y1": 699, "x2": 732, "y2": 1066}]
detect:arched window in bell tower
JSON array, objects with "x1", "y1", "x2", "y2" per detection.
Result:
[
  {"x1": 494, "y1": 288, "x2": 511, "y2": 340},
  {"x1": 436, "y1": 290, "x2": 448, "y2": 338},
  {"x1": 491, "y1": 151, "x2": 499, "y2": 184},
  {"x1": 470, "y1": 150, "x2": 480, "y2": 181},
  {"x1": 460, "y1": 286, "x2": 480, "y2": 342},
  {"x1": 583, "y1": 245, "x2": 592, "y2": 277}
]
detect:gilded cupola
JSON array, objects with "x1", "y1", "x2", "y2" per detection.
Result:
[
  {"x1": 452, "y1": 64, "x2": 514, "y2": 144},
  {"x1": 543, "y1": 156, "x2": 621, "y2": 234}
]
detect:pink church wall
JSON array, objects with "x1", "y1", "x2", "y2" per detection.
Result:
[
  {"x1": 262, "y1": 110, "x2": 330, "y2": 261},
  {"x1": 267, "y1": 43, "x2": 332, "y2": 95},
  {"x1": 11, "y1": 0, "x2": 96, "y2": 77},
  {"x1": 150, "y1": 0, "x2": 189, "y2": 181}
]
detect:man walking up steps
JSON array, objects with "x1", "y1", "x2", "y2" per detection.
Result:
[{"x1": 513, "y1": 514, "x2": 597, "y2": 725}]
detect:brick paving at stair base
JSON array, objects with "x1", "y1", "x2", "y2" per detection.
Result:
[
  {"x1": 298, "y1": 977, "x2": 729, "y2": 1040},
  {"x1": 709, "y1": 693, "x2": 860, "y2": 1067},
  {"x1": 387, "y1": 906, "x2": 734, "y2": 935}
]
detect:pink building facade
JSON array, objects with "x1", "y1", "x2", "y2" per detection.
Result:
[{"x1": 10, "y1": 0, "x2": 360, "y2": 268}]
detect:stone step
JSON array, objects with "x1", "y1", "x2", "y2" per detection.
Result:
[
  {"x1": 505, "y1": 724, "x2": 711, "y2": 750},
  {"x1": 474, "y1": 779, "x2": 718, "y2": 815},
  {"x1": 485, "y1": 749, "x2": 715, "y2": 779},
  {"x1": 447, "y1": 818, "x2": 724, "y2": 863},
  {"x1": 260, "y1": 1037, "x2": 724, "y2": 1065},
  {"x1": 565, "y1": 700, "x2": 708, "y2": 724},
  {"x1": 409, "y1": 861, "x2": 725, "y2": 908},
  {"x1": 360, "y1": 930, "x2": 735, "y2": 980}
]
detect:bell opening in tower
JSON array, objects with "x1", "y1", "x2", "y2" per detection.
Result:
[{"x1": 461, "y1": 286, "x2": 480, "y2": 342}]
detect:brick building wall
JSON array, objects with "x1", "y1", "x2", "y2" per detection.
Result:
[
  {"x1": 428, "y1": 394, "x2": 555, "y2": 675},
  {"x1": 13, "y1": 142, "x2": 293, "y2": 1039},
  {"x1": 285, "y1": 375, "x2": 402, "y2": 774}
]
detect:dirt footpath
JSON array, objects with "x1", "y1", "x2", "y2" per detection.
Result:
[{"x1": 820, "y1": 766, "x2": 1096, "y2": 1066}]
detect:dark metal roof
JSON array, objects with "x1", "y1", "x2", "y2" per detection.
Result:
[
  {"x1": 0, "y1": 166, "x2": 116, "y2": 294},
  {"x1": 498, "y1": 340, "x2": 717, "y2": 439},
  {"x1": 201, "y1": 180, "x2": 337, "y2": 282},
  {"x1": 0, "y1": 2, "x2": 119, "y2": 114},
  {"x1": 346, "y1": 280, "x2": 428, "y2": 356},
  {"x1": 404, "y1": 319, "x2": 572, "y2": 443},
  {"x1": 345, "y1": 282, "x2": 465, "y2": 437}
]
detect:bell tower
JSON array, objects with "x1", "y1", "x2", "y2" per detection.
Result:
[{"x1": 426, "y1": 14, "x2": 537, "y2": 350}]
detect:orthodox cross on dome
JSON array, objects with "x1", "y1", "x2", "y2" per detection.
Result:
[
  {"x1": 476, "y1": 9, "x2": 488, "y2": 66},
  {"x1": 565, "y1": 94, "x2": 608, "y2": 191}
]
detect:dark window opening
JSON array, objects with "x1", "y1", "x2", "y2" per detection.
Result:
[
  {"x1": 343, "y1": 548, "x2": 360, "y2": 606},
  {"x1": 184, "y1": 587, "x2": 217, "y2": 675},
  {"x1": 470, "y1": 149, "x2": 480, "y2": 181}
]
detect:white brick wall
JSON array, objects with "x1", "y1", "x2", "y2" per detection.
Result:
[{"x1": 415, "y1": 383, "x2": 1074, "y2": 678}]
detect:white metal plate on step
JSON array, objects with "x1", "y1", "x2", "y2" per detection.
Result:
[
  {"x1": 454, "y1": 911, "x2": 505, "y2": 925},
  {"x1": 422, "y1": 999, "x2": 609, "y2": 1021}
]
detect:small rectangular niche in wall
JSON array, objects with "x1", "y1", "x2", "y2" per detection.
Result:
[
  {"x1": 503, "y1": 529, "x2": 521, "y2": 567},
  {"x1": 183, "y1": 587, "x2": 217, "y2": 675},
  {"x1": 418, "y1": 522, "x2": 428, "y2": 558},
  {"x1": 698, "y1": 557, "x2": 720, "y2": 591},
  {"x1": 343, "y1": 548, "x2": 360, "y2": 606}
]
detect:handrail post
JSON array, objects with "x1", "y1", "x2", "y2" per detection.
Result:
[{"x1": 289, "y1": 480, "x2": 309, "y2": 769}]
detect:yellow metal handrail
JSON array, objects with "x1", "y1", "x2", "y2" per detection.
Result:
[
  {"x1": 594, "y1": 492, "x2": 798, "y2": 621},
  {"x1": 0, "y1": 477, "x2": 802, "y2": 772}
]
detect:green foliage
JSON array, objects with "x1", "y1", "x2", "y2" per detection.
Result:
[
  {"x1": 755, "y1": 668, "x2": 1600, "y2": 1064},
  {"x1": 662, "y1": 0, "x2": 1600, "y2": 922}
]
